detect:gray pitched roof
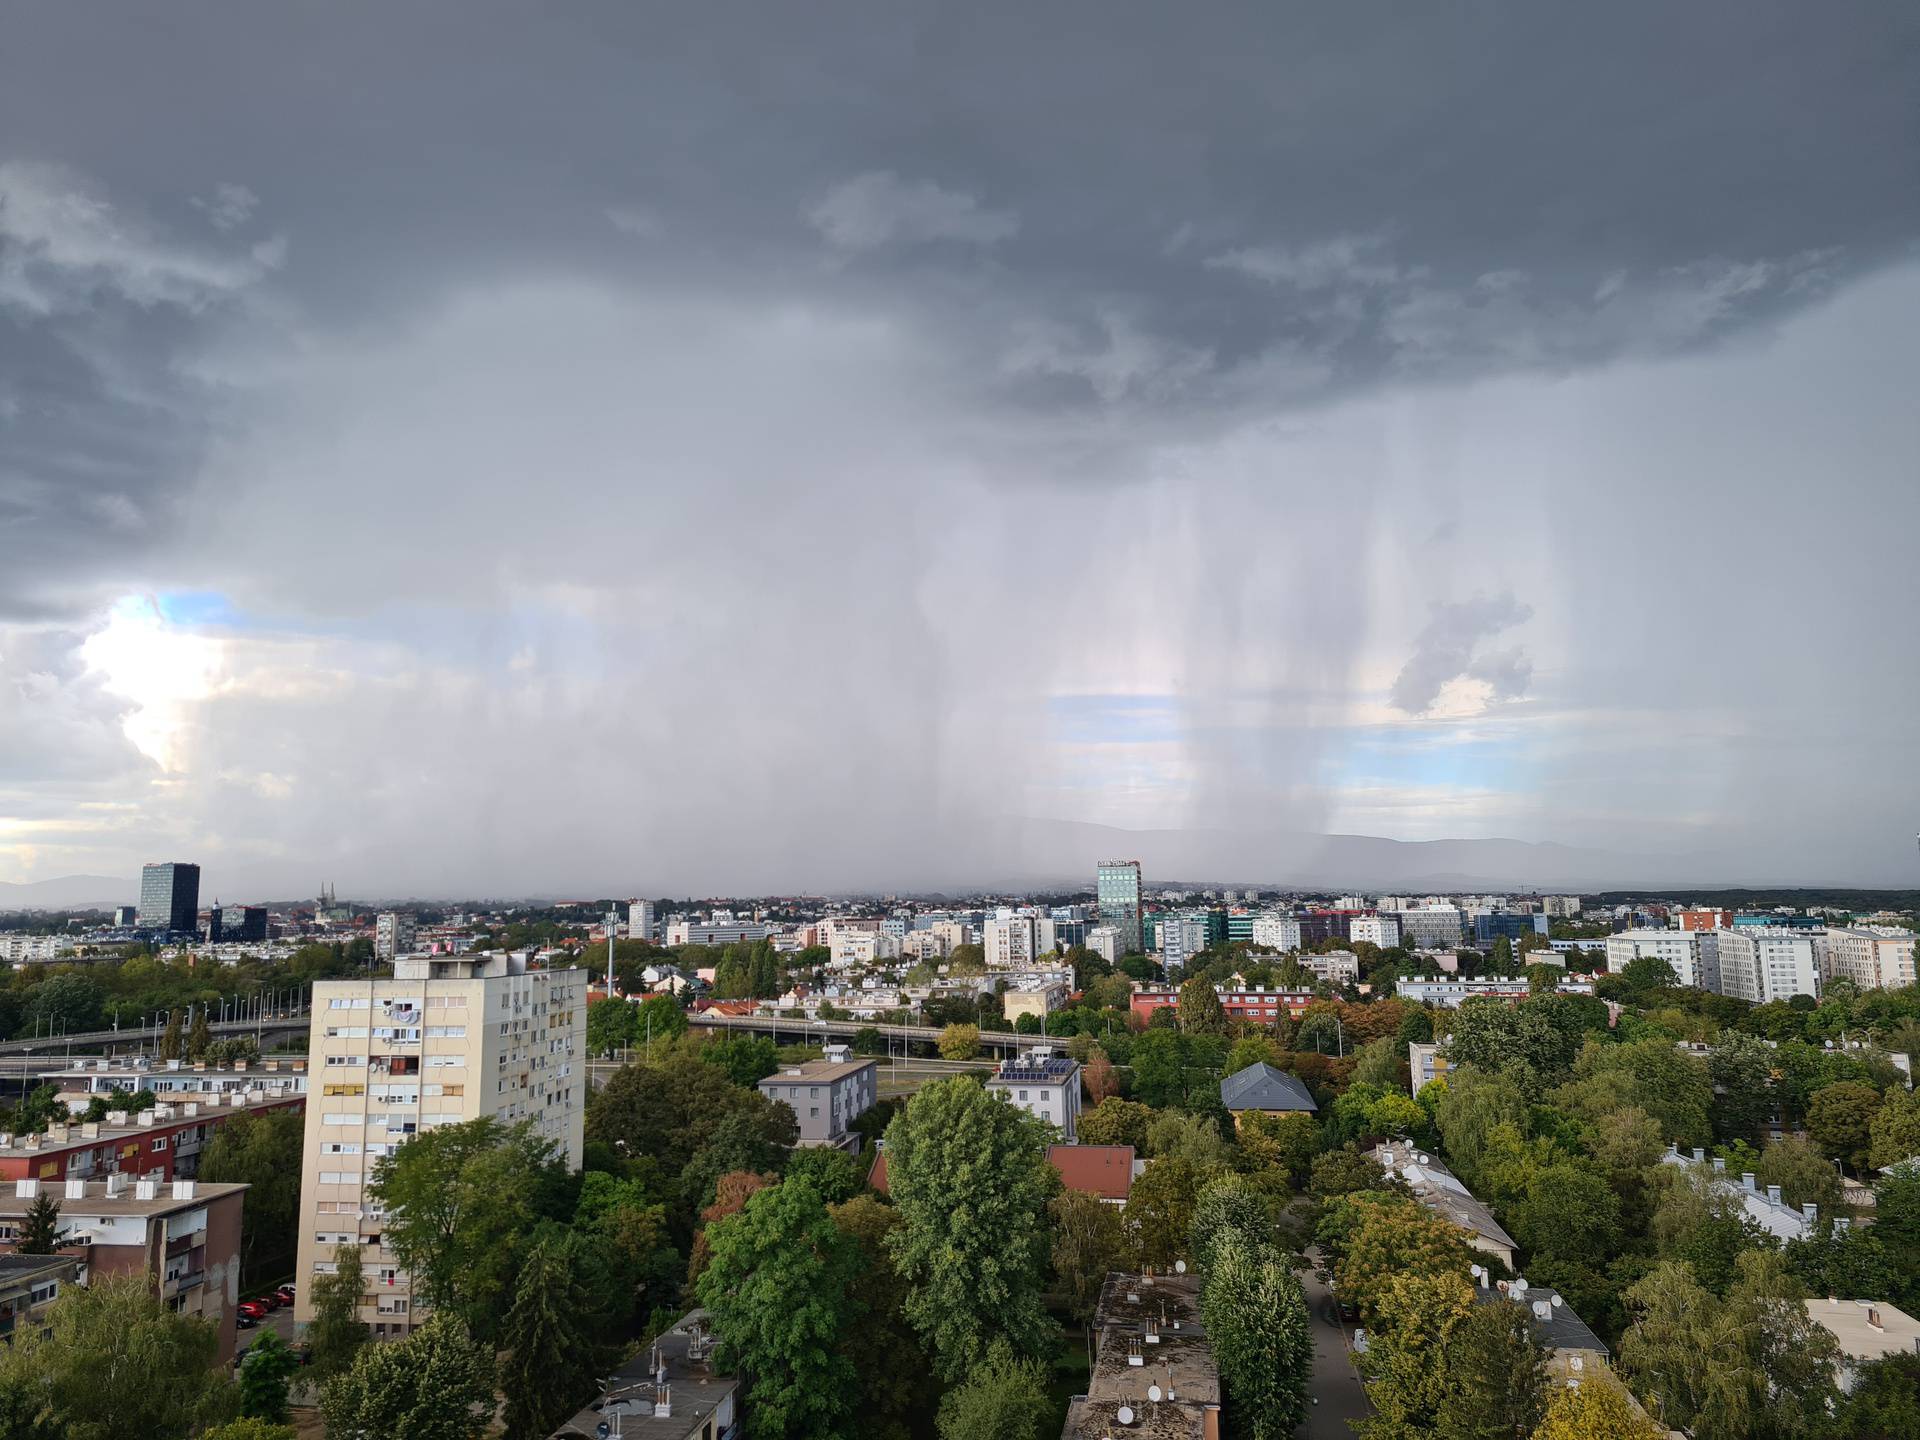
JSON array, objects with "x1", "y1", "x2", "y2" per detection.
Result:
[{"x1": 1219, "y1": 1061, "x2": 1318, "y2": 1113}]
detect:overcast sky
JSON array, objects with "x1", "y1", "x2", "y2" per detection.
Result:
[{"x1": 3, "y1": 3, "x2": 1918, "y2": 898}]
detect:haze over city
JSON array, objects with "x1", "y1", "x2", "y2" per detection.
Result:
[{"x1": 5, "y1": 3, "x2": 1919, "y2": 898}]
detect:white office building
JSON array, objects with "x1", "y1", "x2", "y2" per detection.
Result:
[
  {"x1": 1818, "y1": 927, "x2": 1917, "y2": 992},
  {"x1": 1712, "y1": 928, "x2": 1819, "y2": 1004},
  {"x1": 1250, "y1": 915, "x2": 1302, "y2": 951},
  {"x1": 1350, "y1": 915, "x2": 1401, "y2": 949},
  {"x1": 1158, "y1": 916, "x2": 1211, "y2": 975},
  {"x1": 1604, "y1": 929, "x2": 1702, "y2": 986},
  {"x1": 1086, "y1": 926, "x2": 1123, "y2": 964}
]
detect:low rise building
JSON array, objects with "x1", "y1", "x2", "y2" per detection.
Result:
[
  {"x1": 1349, "y1": 914, "x2": 1400, "y2": 949},
  {"x1": 1371, "y1": 1142, "x2": 1519, "y2": 1268},
  {"x1": 1803, "y1": 1298, "x2": 1920, "y2": 1394},
  {"x1": 1658, "y1": 1145, "x2": 1820, "y2": 1240},
  {"x1": 1301, "y1": 950, "x2": 1360, "y2": 986},
  {"x1": 1063, "y1": 1271, "x2": 1222, "y2": 1440},
  {"x1": 0, "y1": 1091, "x2": 305, "y2": 1185},
  {"x1": 757, "y1": 1046, "x2": 877, "y2": 1152},
  {"x1": 1407, "y1": 1040, "x2": 1449, "y2": 1096},
  {"x1": 1219, "y1": 1062, "x2": 1318, "y2": 1124},
  {"x1": 986, "y1": 1047, "x2": 1082, "y2": 1141},
  {"x1": 1394, "y1": 976, "x2": 1531, "y2": 1007},
  {"x1": 42, "y1": 1057, "x2": 308, "y2": 1115},
  {"x1": 0, "y1": 1175, "x2": 247, "y2": 1360},
  {"x1": 1472, "y1": 1272, "x2": 1610, "y2": 1386},
  {"x1": 0, "y1": 1253, "x2": 78, "y2": 1345},
  {"x1": 1130, "y1": 986, "x2": 1318, "y2": 1025},
  {"x1": 1001, "y1": 976, "x2": 1072, "y2": 1023},
  {"x1": 547, "y1": 1307, "x2": 738, "y2": 1440}
]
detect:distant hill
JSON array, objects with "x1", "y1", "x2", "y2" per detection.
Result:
[{"x1": 0, "y1": 875, "x2": 133, "y2": 912}]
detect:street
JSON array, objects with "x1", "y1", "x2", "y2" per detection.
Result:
[{"x1": 1299, "y1": 1253, "x2": 1369, "y2": 1438}]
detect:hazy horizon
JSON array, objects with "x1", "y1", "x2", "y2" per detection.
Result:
[{"x1": 5, "y1": 4, "x2": 1918, "y2": 895}]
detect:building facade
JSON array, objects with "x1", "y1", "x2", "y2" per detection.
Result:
[
  {"x1": 1350, "y1": 914, "x2": 1401, "y2": 949},
  {"x1": 373, "y1": 911, "x2": 417, "y2": 962},
  {"x1": 983, "y1": 913, "x2": 1039, "y2": 969},
  {"x1": 137, "y1": 861, "x2": 201, "y2": 933},
  {"x1": 1157, "y1": 915, "x2": 1210, "y2": 975},
  {"x1": 1604, "y1": 929, "x2": 1702, "y2": 986},
  {"x1": 1818, "y1": 927, "x2": 1917, "y2": 992},
  {"x1": 1712, "y1": 927, "x2": 1819, "y2": 1004},
  {"x1": 1396, "y1": 906, "x2": 1464, "y2": 949},
  {"x1": 627, "y1": 899, "x2": 655, "y2": 942},
  {"x1": 756, "y1": 1046, "x2": 877, "y2": 1152},
  {"x1": 1095, "y1": 860, "x2": 1144, "y2": 956},
  {"x1": 986, "y1": 1048, "x2": 1082, "y2": 1141},
  {"x1": 294, "y1": 953, "x2": 586, "y2": 1335}
]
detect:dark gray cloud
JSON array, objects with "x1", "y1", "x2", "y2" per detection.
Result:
[{"x1": 2, "y1": 3, "x2": 1918, "y2": 890}]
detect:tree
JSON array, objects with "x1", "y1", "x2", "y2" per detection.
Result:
[
  {"x1": 1084, "y1": 1047, "x2": 1120, "y2": 1103},
  {"x1": 1078, "y1": 1097, "x2": 1153, "y2": 1150},
  {"x1": 1050, "y1": 1190, "x2": 1131, "y2": 1322},
  {"x1": 1201, "y1": 1232, "x2": 1311, "y2": 1439},
  {"x1": 0, "y1": 1272, "x2": 228, "y2": 1440},
  {"x1": 1189, "y1": 1174, "x2": 1270, "y2": 1274},
  {"x1": 696, "y1": 1179, "x2": 860, "y2": 1439},
  {"x1": 1178, "y1": 975, "x2": 1228, "y2": 1035},
  {"x1": 1352, "y1": 1036, "x2": 1402, "y2": 1089},
  {"x1": 157, "y1": 1009, "x2": 184, "y2": 1060},
  {"x1": 1128, "y1": 1155, "x2": 1206, "y2": 1270},
  {"x1": 634, "y1": 992, "x2": 688, "y2": 1049},
  {"x1": 237, "y1": 1330, "x2": 299, "y2": 1423},
  {"x1": 306, "y1": 1241, "x2": 370, "y2": 1382},
  {"x1": 0, "y1": 1367, "x2": 61, "y2": 1440},
  {"x1": 588, "y1": 1053, "x2": 792, "y2": 1179},
  {"x1": 586, "y1": 996, "x2": 640, "y2": 1056},
  {"x1": 1146, "y1": 1109, "x2": 1231, "y2": 1169},
  {"x1": 1238, "y1": 1110, "x2": 1319, "y2": 1185},
  {"x1": 682, "y1": 1102, "x2": 800, "y2": 1207},
  {"x1": 934, "y1": 1339, "x2": 1048, "y2": 1440},
  {"x1": 13, "y1": 1193, "x2": 64, "y2": 1254},
  {"x1": 1808, "y1": 1082, "x2": 1883, "y2": 1173},
  {"x1": 317, "y1": 1312, "x2": 496, "y2": 1440},
  {"x1": 1756, "y1": 1135, "x2": 1842, "y2": 1212},
  {"x1": 1355, "y1": 1270, "x2": 1476, "y2": 1439},
  {"x1": 1512, "y1": 1163, "x2": 1620, "y2": 1269},
  {"x1": 704, "y1": 1034, "x2": 781, "y2": 1087},
  {"x1": 1707, "y1": 1033, "x2": 1778, "y2": 1145},
  {"x1": 1829, "y1": 1350, "x2": 1920, "y2": 1440},
  {"x1": 784, "y1": 1144, "x2": 864, "y2": 1204},
  {"x1": 187, "y1": 1005, "x2": 213, "y2": 1060},
  {"x1": 829, "y1": 1195, "x2": 933, "y2": 1440},
  {"x1": 884, "y1": 1079, "x2": 1060, "y2": 1378},
  {"x1": 1530, "y1": 1374, "x2": 1666, "y2": 1440},
  {"x1": 937, "y1": 1022, "x2": 981, "y2": 1059},
  {"x1": 198, "y1": 1108, "x2": 304, "y2": 1278},
  {"x1": 500, "y1": 1234, "x2": 602, "y2": 1440},
  {"x1": 1431, "y1": 1300, "x2": 1547, "y2": 1440},
  {"x1": 1869, "y1": 1088, "x2": 1920, "y2": 1171},
  {"x1": 1320, "y1": 1192, "x2": 1472, "y2": 1324},
  {"x1": 202, "y1": 1422, "x2": 297, "y2": 1440},
  {"x1": 369, "y1": 1117, "x2": 562, "y2": 1337}
]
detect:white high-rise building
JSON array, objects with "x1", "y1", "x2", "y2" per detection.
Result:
[
  {"x1": 983, "y1": 914, "x2": 1039, "y2": 969},
  {"x1": 1396, "y1": 906, "x2": 1464, "y2": 949},
  {"x1": 1817, "y1": 927, "x2": 1917, "y2": 992},
  {"x1": 1712, "y1": 928, "x2": 1819, "y2": 1004},
  {"x1": 1605, "y1": 929, "x2": 1702, "y2": 986},
  {"x1": 1250, "y1": 915, "x2": 1303, "y2": 951},
  {"x1": 293, "y1": 953, "x2": 586, "y2": 1337},
  {"x1": 627, "y1": 899, "x2": 655, "y2": 942},
  {"x1": 1086, "y1": 926, "x2": 1122, "y2": 964},
  {"x1": 1543, "y1": 896, "x2": 1584, "y2": 918},
  {"x1": 1158, "y1": 916, "x2": 1210, "y2": 975},
  {"x1": 374, "y1": 912, "x2": 417, "y2": 962},
  {"x1": 1350, "y1": 915, "x2": 1401, "y2": 949}
]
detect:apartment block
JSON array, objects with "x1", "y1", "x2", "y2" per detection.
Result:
[
  {"x1": 1350, "y1": 914, "x2": 1400, "y2": 949},
  {"x1": 983, "y1": 913, "x2": 1039, "y2": 968},
  {"x1": 0, "y1": 1092, "x2": 304, "y2": 1184},
  {"x1": 0, "y1": 1175, "x2": 247, "y2": 1360},
  {"x1": 374, "y1": 911, "x2": 417, "y2": 962},
  {"x1": 1063, "y1": 1271, "x2": 1221, "y2": 1440},
  {"x1": 1395, "y1": 906, "x2": 1465, "y2": 949},
  {"x1": 1711, "y1": 927, "x2": 1819, "y2": 1004},
  {"x1": 756, "y1": 1046, "x2": 877, "y2": 1152},
  {"x1": 294, "y1": 953, "x2": 586, "y2": 1335},
  {"x1": 1604, "y1": 929, "x2": 1702, "y2": 986},
  {"x1": 1818, "y1": 927, "x2": 1917, "y2": 992}
]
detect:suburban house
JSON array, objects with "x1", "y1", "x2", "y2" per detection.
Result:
[
  {"x1": 985, "y1": 1047, "x2": 1082, "y2": 1142},
  {"x1": 756, "y1": 1046, "x2": 876, "y2": 1153},
  {"x1": 1370, "y1": 1142, "x2": 1519, "y2": 1269},
  {"x1": 1218, "y1": 1062, "x2": 1318, "y2": 1125}
]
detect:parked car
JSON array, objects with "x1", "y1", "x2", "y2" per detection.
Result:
[
  {"x1": 275, "y1": 1285, "x2": 296, "y2": 1305},
  {"x1": 236, "y1": 1311, "x2": 259, "y2": 1329},
  {"x1": 256, "y1": 1293, "x2": 286, "y2": 1310},
  {"x1": 237, "y1": 1301, "x2": 268, "y2": 1320}
]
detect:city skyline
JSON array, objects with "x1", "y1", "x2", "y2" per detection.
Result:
[{"x1": 5, "y1": 4, "x2": 1919, "y2": 895}]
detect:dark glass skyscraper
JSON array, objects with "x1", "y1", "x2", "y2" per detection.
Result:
[
  {"x1": 1096, "y1": 859, "x2": 1144, "y2": 957},
  {"x1": 137, "y1": 861, "x2": 201, "y2": 933}
]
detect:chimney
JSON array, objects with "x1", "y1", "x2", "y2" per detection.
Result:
[
  {"x1": 1692, "y1": 1147, "x2": 1706, "y2": 1163},
  {"x1": 137, "y1": 1111, "x2": 156, "y2": 1128},
  {"x1": 1741, "y1": 1172, "x2": 1757, "y2": 1192},
  {"x1": 80, "y1": 1123, "x2": 99, "y2": 1139},
  {"x1": 1711, "y1": 1157, "x2": 1726, "y2": 1174},
  {"x1": 1802, "y1": 1203, "x2": 1818, "y2": 1223},
  {"x1": 135, "y1": 1179, "x2": 158, "y2": 1200},
  {"x1": 64, "y1": 1177, "x2": 85, "y2": 1199},
  {"x1": 172, "y1": 1179, "x2": 196, "y2": 1200},
  {"x1": 1766, "y1": 1184, "x2": 1782, "y2": 1206},
  {"x1": 105, "y1": 1173, "x2": 128, "y2": 1198},
  {"x1": 13, "y1": 1179, "x2": 38, "y2": 1199}
]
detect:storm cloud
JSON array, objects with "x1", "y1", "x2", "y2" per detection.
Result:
[{"x1": 3, "y1": 2, "x2": 1918, "y2": 894}]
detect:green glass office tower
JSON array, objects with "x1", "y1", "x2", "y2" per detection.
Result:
[{"x1": 1096, "y1": 859, "x2": 1143, "y2": 957}]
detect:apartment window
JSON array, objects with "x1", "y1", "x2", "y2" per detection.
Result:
[
  {"x1": 809, "y1": 1107, "x2": 819, "y2": 1119},
  {"x1": 318, "y1": 1171, "x2": 358, "y2": 1185},
  {"x1": 29, "y1": 1281, "x2": 58, "y2": 1305},
  {"x1": 152, "y1": 1137, "x2": 167, "y2": 1151}
]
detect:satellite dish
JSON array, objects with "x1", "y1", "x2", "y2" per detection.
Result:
[
  {"x1": 1117, "y1": 1405, "x2": 1136, "y2": 1425},
  {"x1": 1551, "y1": 1293, "x2": 1563, "y2": 1307},
  {"x1": 1469, "y1": 1263, "x2": 1484, "y2": 1279},
  {"x1": 1148, "y1": 1385, "x2": 1163, "y2": 1402},
  {"x1": 1173, "y1": 1259, "x2": 1187, "y2": 1274}
]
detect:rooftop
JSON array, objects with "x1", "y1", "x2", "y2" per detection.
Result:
[
  {"x1": 1048, "y1": 1145, "x2": 1137, "y2": 1202},
  {"x1": 548, "y1": 1308, "x2": 738, "y2": 1440},
  {"x1": 1372, "y1": 1143, "x2": 1520, "y2": 1257},
  {"x1": 1474, "y1": 1278, "x2": 1609, "y2": 1358},
  {"x1": 1219, "y1": 1061, "x2": 1318, "y2": 1114},
  {"x1": 1804, "y1": 1298, "x2": 1920, "y2": 1364},
  {"x1": 1064, "y1": 1272, "x2": 1220, "y2": 1440},
  {"x1": 757, "y1": 1056, "x2": 877, "y2": 1086},
  {"x1": 990, "y1": 1053, "x2": 1079, "y2": 1085},
  {"x1": 0, "y1": 1176, "x2": 245, "y2": 1219},
  {"x1": 0, "y1": 1094, "x2": 301, "y2": 1159}
]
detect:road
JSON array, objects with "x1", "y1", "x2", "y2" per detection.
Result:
[
  {"x1": 0, "y1": 1014, "x2": 310, "y2": 1057},
  {"x1": 1300, "y1": 1253, "x2": 1370, "y2": 1438},
  {"x1": 688, "y1": 1011, "x2": 1054, "y2": 1055}
]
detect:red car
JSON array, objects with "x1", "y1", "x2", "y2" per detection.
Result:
[
  {"x1": 254, "y1": 1293, "x2": 284, "y2": 1311},
  {"x1": 275, "y1": 1285, "x2": 296, "y2": 1305},
  {"x1": 237, "y1": 1301, "x2": 269, "y2": 1320}
]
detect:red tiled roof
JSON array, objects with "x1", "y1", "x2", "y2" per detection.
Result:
[
  {"x1": 867, "y1": 1143, "x2": 1135, "y2": 1201},
  {"x1": 1048, "y1": 1144, "x2": 1136, "y2": 1201}
]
